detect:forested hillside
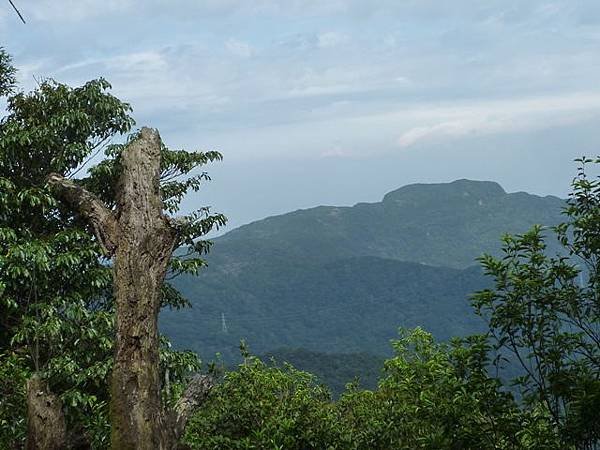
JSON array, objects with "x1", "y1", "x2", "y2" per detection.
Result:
[
  {"x1": 164, "y1": 258, "x2": 488, "y2": 361},
  {"x1": 162, "y1": 180, "x2": 565, "y2": 362}
]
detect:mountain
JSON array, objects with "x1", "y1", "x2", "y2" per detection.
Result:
[
  {"x1": 210, "y1": 179, "x2": 564, "y2": 269},
  {"x1": 161, "y1": 180, "x2": 565, "y2": 363}
]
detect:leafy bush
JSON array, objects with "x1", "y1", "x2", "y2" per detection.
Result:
[
  {"x1": 185, "y1": 330, "x2": 564, "y2": 450},
  {"x1": 184, "y1": 354, "x2": 349, "y2": 449}
]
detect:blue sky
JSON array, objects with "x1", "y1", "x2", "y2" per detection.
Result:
[{"x1": 3, "y1": 1, "x2": 600, "y2": 231}]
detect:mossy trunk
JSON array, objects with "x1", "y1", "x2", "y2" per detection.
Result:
[
  {"x1": 108, "y1": 128, "x2": 176, "y2": 449},
  {"x1": 26, "y1": 374, "x2": 67, "y2": 450},
  {"x1": 48, "y1": 128, "x2": 213, "y2": 449},
  {"x1": 109, "y1": 238, "x2": 173, "y2": 449}
]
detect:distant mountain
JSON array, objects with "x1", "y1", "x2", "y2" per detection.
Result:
[
  {"x1": 161, "y1": 180, "x2": 565, "y2": 363},
  {"x1": 211, "y1": 179, "x2": 564, "y2": 269},
  {"x1": 163, "y1": 257, "x2": 488, "y2": 361}
]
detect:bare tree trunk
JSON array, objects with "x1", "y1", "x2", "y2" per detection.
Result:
[
  {"x1": 108, "y1": 128, "x2": 176, "y2": 449},
  {"x1": 48, "y1": 128, "x2": 211, "y2": 449},
  {"x1": 26, "y1": 374, "x2": 67, "y2": 450}
]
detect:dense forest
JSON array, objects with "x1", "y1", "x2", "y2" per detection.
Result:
[
  {"x1": 161, "y1": 179, "x2": 564, "y2": 361},
  {"x1": 1, "y1": 44, "x2": 600, "y2": 450}
]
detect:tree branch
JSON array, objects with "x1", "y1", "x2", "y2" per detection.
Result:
[
  {"x1": 46, "y1": 173, "x2": 119, "y2": 256},
  {"x1": 172, "y1": 374, "x2": 214, "y2": 440}
]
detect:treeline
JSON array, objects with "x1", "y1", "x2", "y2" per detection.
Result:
[
  {"x1": 260, "y1": 348, "x2": 385, "y2": 396},
  {"x1": 184, "y1": 330, "x2": 562, "y2": 449}
]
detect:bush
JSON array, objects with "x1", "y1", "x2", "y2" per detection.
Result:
[
  {"x1": 185, "y1": 330, "x2": 565, "y2": 450},
  {"x1": 184, "y1": 355, "x2": 349, "y2": 449}
]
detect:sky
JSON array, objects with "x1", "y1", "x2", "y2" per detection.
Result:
[{"x1": 2, "y1": 1, "x2": 600, "y2": 232}]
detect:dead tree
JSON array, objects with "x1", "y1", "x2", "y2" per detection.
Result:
[
  {"x1": 48, "y1": 127, "x2": 211, "y2": 449},
  {"x1": 26, "y1": 375, "x2": 67, "y2": 450}
]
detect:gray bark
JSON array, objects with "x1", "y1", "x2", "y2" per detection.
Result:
[
  {"x1": 26, "y1": 374, "x2": 67, "y2": 450},
  {"x1": 48, "y1": 127, "x2": 212, "y2": 449}
]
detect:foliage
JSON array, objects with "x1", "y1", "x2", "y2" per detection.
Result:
[
  {"x1": 260, "y1": 348, "x2": 384, "y2": 397},
  {"x1": 184, "y1": 354, "x2": 348, "y2": 450},
  {"x1": 0, "y1": 352, "x2": 29, "y2": 446},
  {"x1": 472, "y1": 158, "x2": 600, "y2": 448},
  {"x1": 0, "y1": 49, "x2": 134, "y2": 447},
  {"x1": 0, "y1": 48, "x2": 222, "y2": 448},
  {"x1": 0, "y1": 48, "x2": 16, "y2": 96},
  {"x1": 186, "y1": 329, "x2": 564, "y2": 450},
  {"x1": 340, "y1": 329, "x2": 561, "y2": 450}
]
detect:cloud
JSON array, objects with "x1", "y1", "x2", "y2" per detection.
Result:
[
  {"x1": 396, "y1": 93, "x2": 600, "y2": 148},
  {"x1": 320, "y1": 141, "x2": 350, "y2": 158},
  {"x1": 225, "y1": 39, "x2": 255, "y2": 58},
  {"x1": 19, "y1": 0, "x2": 349, "y2": 23},
  {"x1": 397, "y1": 121, "x2": 479, "y2": 147},
  {"x1": 317, "y1": 31, "x2": 349, "y2": 48},
  {"x1": 4, "y1": 0, "x2": 600, "y2": 162},
  {"x1": 26, "y1": 0, "x2": 134, "y2": 22}
]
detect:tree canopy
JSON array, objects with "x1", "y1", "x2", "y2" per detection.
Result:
[{"x1": 0, "y1": 47, "x2": 224, "y2": 448}]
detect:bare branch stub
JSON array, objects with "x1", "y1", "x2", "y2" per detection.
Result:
[
  {"x1": 173, "y1": 374, "x2": 214, "y2": 438},
  {"x1": 26, "y1": 374, "x2": 66, "y2": 450},
  {"x1": 46, "y1": 173, "x2": 119, "y2": 256}
]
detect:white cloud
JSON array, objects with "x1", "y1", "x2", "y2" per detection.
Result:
[
  {"x1": 280, "y1": 65, "x2": 384, "y2": 99},
  {"x1": 317, "y1": 31, "x2": 349, "y2": 48},
  {"x1": 320, "y1": 141, "x2": 349, "y2": 158},
  {"x1": 104, "y1": 51, "x2": 168, "y2": 72},
  {"x1": 225, "y1": 39, "x2": 255, "y2": 58},
  {"x1": 397, "y1": 121, "x2": 480, "y2": 147},
  {"x1": 396, "y1": 92, "x2": 600, "y2": 148}
]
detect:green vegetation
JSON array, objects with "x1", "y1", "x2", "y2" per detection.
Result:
[
  {"x1": 184, "y1": 329, "x2": 564, "y2": 450},
  {"x1": 0, "y1": 47, "x2": 136, "y2": 447},
  {"x1": 163, "y1": 257, "x2": 490, "y2": 361},
  {"x1": 0, "y1": 48, "x2": 221, "y2": 448},
  {"x1": 472, "y1": 158, "x2": 600, "y2": 448},
  {"x1": 260, "y1": 348, "x2": 384, "y2": 397},
  {"x1": 1, "y1": 47, "x2": 599, "y2": 449}
]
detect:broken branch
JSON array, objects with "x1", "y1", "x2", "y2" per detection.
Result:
[{"x1": 46, "y1": 173, "x2": 119, "y2": 256}]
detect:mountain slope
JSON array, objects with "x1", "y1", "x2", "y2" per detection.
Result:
[
  {"x1": 162, "y1": 180, "x2": 565, "y2": 362},
  {"x1": 163, "y1": 257, "x2": 488, "y2": 361},
  {"x1": 212, "y1": 179, "x2": 564, "y2": 270}
]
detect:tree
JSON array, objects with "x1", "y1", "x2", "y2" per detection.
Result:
[
  {"x1": 184, "y1": 351, "x2": 346, "y2": 449},
  {"x1": 336, "y1": 328, "x2": 557, "y2": 450},
  {"x1": 0, "y1": 48, "x2": 135, "y2": 448},
  {"x1": 184, "y1": 329, "x2": 562, "y2": 450},
  {"x1": 472, "y1": 158, "x2": 600, "y2": 449},
  {"x1": 0, "y1": 48, "x2": 222, "y2": 448},
  {"x1": 48, "y1": 127, "x2": 223, "y2": 448}
]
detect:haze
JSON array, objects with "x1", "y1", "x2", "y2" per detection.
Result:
[{"x1": 3, "y1": 0, "x2": 600, "y2": 231}]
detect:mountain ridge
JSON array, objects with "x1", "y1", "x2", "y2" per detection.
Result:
[
  {"x1": 210, "y1": 179, "x2": 565, "y2": 270},
  {"x1": 162, "y1": 179, "x2": 567, "y2": 362}
]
